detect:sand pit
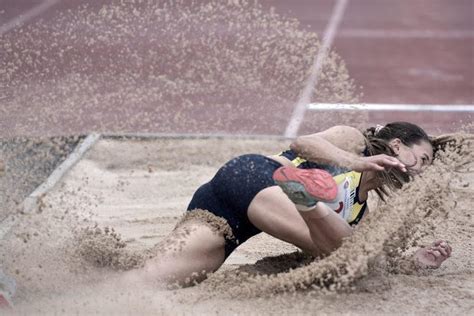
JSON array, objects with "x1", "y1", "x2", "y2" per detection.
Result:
[{"x1": 1, "y1": 135, "x2": 473, "y2": 315}]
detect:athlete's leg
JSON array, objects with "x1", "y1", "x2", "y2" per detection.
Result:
[
  {"x1": 297, "y1": 203, "x2": 352, "y2": 254},
  {"x1": 273, "y1": 166, "x2": 353, "y2": 254},
  {"x1": 249, "y1": 165, "x2": 354, "y2": 256},
  {"x1": 247, "y1": 186, "x2": 322, "y2": 256},
  {"x1": 122, "y1": 219, "x2": 226, "y2": 286},
  {"x1": 248, "y1": 186, "x2": 353, "y2": 256}
]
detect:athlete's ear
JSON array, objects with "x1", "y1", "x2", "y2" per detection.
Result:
[{"x1": 388, "y1": 138, "x2": 402, "y2": 154}]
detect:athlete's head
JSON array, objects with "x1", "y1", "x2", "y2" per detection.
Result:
[
  {"x1": 364, "y1": 122, "x2": 433, "y2": 198},
  {"x1": 370, "y1": 122, "x2": 433, "y2": 174}
]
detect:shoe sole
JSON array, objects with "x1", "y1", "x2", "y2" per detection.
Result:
[{"x1": 273, "y1": 166, "x2": 337, "y2": 205}]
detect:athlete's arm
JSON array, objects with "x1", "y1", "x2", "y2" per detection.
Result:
[{"x1": 291, "y1": 125, "x2": 406, "y2": 172}]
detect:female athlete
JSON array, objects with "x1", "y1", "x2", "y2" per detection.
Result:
[{"x1": 126, "y1": 121, "x2": 451, "y2": 285}]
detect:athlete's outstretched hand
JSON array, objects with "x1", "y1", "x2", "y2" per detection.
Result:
[
  {"x1": 350, "y1": 154, "x2": 407, "y2": 173},
  {"x1": 414, "y1": 240, "x2": 452, "y2": 269}
]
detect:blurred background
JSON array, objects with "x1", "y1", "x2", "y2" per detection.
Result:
[{"x1": 0, "y1": 0, "x2": 472, "y2": 138}]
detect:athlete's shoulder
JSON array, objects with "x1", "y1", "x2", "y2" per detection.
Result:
[
  {"x1": 320, "y1": 125, "x2": 365, "y2": 138},
  {"x1": 311, "y1": 125, "x2": 366, "y2": 155}
]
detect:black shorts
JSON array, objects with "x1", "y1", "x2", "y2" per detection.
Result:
[{"x1": 187, "y1": 154, "x2": 282, "y2": 257}]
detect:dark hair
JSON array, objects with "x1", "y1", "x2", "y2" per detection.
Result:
[{"x1": 363, "y1": 122, "x2": 431, "y2": 200}]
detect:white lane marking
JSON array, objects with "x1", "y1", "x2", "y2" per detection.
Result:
[
  {"x1": 2, "y1": 134, "x2": 99, "y2": 239},
  {"x1": 307, "y1": 103, "x2": 474, "y2": 112},
  {"x1": 0, "y1": 0, "x2": 61, "y2": 35},
  {"x1": 284, "y1": 0, "x2": 349, "y2": 138},
  {"x1": 338, "y1": 29, "x2": 474, "y2": 39},
  {"x1": 22, "y1": 133, "x2": 101, "y2": 213},
  {"x1": 102, "y1": 132, "x2": 292, "y2": 140}
]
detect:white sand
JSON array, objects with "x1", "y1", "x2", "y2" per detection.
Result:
[{"x1": 1, "y1": 137, "x2": 473, "y2": 315}]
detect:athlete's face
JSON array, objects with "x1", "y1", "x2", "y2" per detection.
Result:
[{"x1": 389, "y1": 139, "x2": 433, "y2": 175}]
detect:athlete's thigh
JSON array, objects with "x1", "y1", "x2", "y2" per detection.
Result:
[
  {"x1": 142, "y1": 219, "x2": 227, "y2": 284},
  {"x1": 247, "y1": 186, "x2": 319, "y2": 255}
]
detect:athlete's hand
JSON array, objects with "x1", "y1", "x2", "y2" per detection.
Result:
[
  {"x1": 414, "y1": 240, "x2": 452, "y2": 269},
  {"x1": 350, "y1": 154, "x2": 406, "y2": 173}
]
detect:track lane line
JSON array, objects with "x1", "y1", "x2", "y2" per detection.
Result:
[
  {"x1": 0, "y1": 133, "x2": 100, "y2": 240},
  {"x1": 307, "y1": 103, "x2": 474, "y2": 112},
  {"x1": 284, "y1": 0, "x2": 349, "y2": 138},
  {"x1": 338, "y1": 29, "x2": 474, "y2": 39},
  {"x1": 0, "y1": 0, "x2": 61, "y2": 35}
]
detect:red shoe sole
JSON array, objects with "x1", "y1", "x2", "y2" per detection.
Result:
[{"x1": 273, "y1": 166, "x2": 337, "y2": 202}]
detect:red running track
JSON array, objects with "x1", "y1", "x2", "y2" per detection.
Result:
[{"x1": 0, "y1": 0, "x2": 472, "y2": 137}]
